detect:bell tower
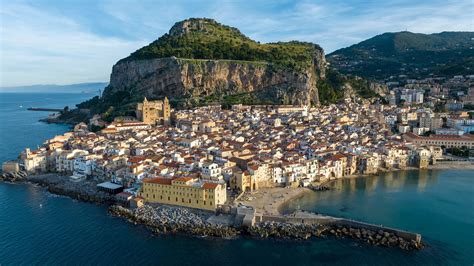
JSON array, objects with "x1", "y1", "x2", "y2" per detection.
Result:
[{"x1": 162, "y1": 97, "x2": 171, "y2": 125}]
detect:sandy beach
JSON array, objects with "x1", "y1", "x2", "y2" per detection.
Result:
[{"x1": 235, "y1": 187, "x2": 311, "y2": 215}]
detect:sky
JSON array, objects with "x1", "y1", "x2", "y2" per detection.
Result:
[{"x1": 0, "y1": 0, "x2": 473, "y2": 87}]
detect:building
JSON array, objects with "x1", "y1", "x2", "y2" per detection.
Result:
[
  {"x1": 104, "y1": 121, "x2": 151, "y2": 132},
  {"x1": 22, "y1": 148, "x2": 48, "y2": 173},
  {"x1": 140, "y1": 177, "x2": 226, "y2": 211},
  {"x1": 358, "y1": 155, "x2": 379, "y2": 175},
  {"x1": 97, "y1": 181, "x2": 124, "y2": 194},
  {"x1": 403, "y1": 132, "x2": 474, "y2": 148},
  {"x1": 445, "y1": 100, "x2": 464, "y2": 111},
  {"x1": 435, "y1": 128, "x2": 464, "y2": 136},
  {"x1": 2, "y1": 161, "x2": 19, "y2": 173},
  {"x1": 136, "y1": 97, "x2": 171, "y2": 125},
  {"x1": 447, "y1": 118, "x2": 474, "y2": 134},
  {"x1": 201, "y1": 161, "x2": 222, "y2": 180}
]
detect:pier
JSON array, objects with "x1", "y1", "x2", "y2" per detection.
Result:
[{"x1": 27, "y1": 107, "x2": 63, "y2": 112}]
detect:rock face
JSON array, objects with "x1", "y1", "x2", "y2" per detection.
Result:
[
  {"x1": 102, "y1": 18, "x2": 326, "y2": 107},
  {"x1": 105, "y1": 55, "x2": 325, "y2": 106}
]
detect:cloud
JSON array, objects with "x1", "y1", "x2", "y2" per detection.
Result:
[
  {"x1": 1, "y1": 0, "x2": 472, "y2": 86},
  {"x1": 0, "y1": 2, "x2": 146, "y2": 87}
]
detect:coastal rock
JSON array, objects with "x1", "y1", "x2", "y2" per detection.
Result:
[{"x1": 109, "y1": 205, "x2": 239, "y2": 238}]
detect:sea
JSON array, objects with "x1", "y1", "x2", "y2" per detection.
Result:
[{"x1": 0, "y1": 92, "x2": 473, "y2": 265}]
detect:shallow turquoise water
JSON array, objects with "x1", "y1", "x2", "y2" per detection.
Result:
[
  {"x1": 282, "y1": 170, "x2": 474, "y2": 265},
  {"x1": 0, "y1": 93, "x2": 473, "y2": 265}
]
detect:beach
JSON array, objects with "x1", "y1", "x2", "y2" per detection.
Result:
[{"x1": 235, "y1": 187, "x2": 311, "y2": 215}]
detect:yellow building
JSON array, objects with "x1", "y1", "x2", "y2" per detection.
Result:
[
  {"x1": 139, "y1": 177, "x2": 226, "y2": 211},
  {"x1": 403, "y1": 132, "x2": 474, "y2": 149},
  {"x1": 136, "y1": 97, "x2": 171, "y2": 125},
  {"x1": 230, "y1": 169, "x2": 258, "y2": 192}
]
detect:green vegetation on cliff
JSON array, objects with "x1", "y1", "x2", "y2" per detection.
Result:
[
  {"x1": 122, "y1": 18, "x2": 322, "y2": 71},
  {"x1": 318, "y1": 69, "x2": 379, "y2": 104},
  {"x1": 62, "y1": 18, "x2": 384, "y2": 124}
]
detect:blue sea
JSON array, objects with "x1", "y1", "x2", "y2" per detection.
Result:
[{"x1": 0, "y1": 92, "x2": 473, "y2": 265}]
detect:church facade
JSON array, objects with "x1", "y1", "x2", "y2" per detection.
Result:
[{"x1": 136, "y1": 97, "x2": 171, "y2": 125}]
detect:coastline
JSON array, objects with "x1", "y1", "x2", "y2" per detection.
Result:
[
  {"x1": 1, "y1": 173, "x2": 115, "y2": 204},
  {"x1": 236, "y1": 161, "x2": 474, "y2": 218},
  {"x1": 0, "y1": 172, "x2": 425, "y2": 250}
]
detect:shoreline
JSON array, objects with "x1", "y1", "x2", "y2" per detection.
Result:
[
  {"x1": 2, "y1": 169, "x2": 459, "y2": 250},
  {"x1": 237, "y1": 161, "x2": 474, "y2": 217}
]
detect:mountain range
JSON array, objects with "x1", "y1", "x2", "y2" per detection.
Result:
[{"x1": 328, "y1": 31, "x2": 474, "y2": 80}]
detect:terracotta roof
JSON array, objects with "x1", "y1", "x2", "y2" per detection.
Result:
[
  {"x1": 174, "y1": 177, "x2": 193, "y2": 182},
  {"x1": 202, "y1": 183, "x2": 218, "y2": 189},
  {"x1": 129, "y1": 156, "x2": 146, "y2": 163},
  {"x1": 406, "y1": 132, "x2": 474, "y2": 141},
  {"x1": 143, "y1": 178, "x2": 172, "y2": 185}
]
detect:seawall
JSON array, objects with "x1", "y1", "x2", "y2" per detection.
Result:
[{"x1": 256, "y1": 213, "x2": 421, "y2": 243}]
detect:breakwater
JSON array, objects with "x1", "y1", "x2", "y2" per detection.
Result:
[
  {"x1": 109, "y1": 205, "x2": 239, "y2": 237},
  {"x1": 110, "y1": 201, "x2": 423, "y2": 250},
  {"x1": 252, "y1": 211, "x2": 422, "y2": 250},
  {"x1": 27, "y1": 107, "x2": 63, "y2": 112}
]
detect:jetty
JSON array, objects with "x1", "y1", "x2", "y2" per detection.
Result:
[
  {"x1": 228, "y1": 207, "x2": 423, "y2": 250},
  {"x1": 27, "y1": 107, "x2": 63, "y2": 112}
]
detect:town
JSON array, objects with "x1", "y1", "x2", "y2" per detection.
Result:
[{"x1": 5, "y1": 92, "x2": 473, "y2": 212}]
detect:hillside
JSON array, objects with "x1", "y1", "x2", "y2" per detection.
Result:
[
  {"x1": 328, "y1": 31, "x2": 474, "y2": 80},
  {"x1": 65, "y1": 18, "x2": 383, "y2": 122},
  {"x1": 122, "y1": 18, "x2": 323, "y2": 71}
]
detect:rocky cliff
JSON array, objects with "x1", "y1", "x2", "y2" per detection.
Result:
[
  {"x1": 68, "y1": 18, "x2": 383, "y2": 122},
  {"x1": 105, "y1": 55, "x2": 325, "y2": 107},
  {"x1": 100, "y1": 18, "x2": 326, "y2": 108}
]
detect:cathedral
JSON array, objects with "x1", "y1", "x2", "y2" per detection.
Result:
[{"x1": 136, "y1": 97, "x2": 171, "y2": 125}]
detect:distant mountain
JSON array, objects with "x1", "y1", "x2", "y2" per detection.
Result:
[
  {"x1": 327, "y1": 31, "x2": 474, "y2": 80},
  {"x1": 0, "y1": 82, "x2": 108, "y2": 93}
]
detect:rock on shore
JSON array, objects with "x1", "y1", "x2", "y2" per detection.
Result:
[
  {"x1": 28, "y1": 174, "x2": 114, "y2": 204},
  {"x1": 109, "y1": 205, "x2": 239, "y2": 238},
  {"x1": 249, "y1": 221, "x2": 423, "y2": 250},
  {"x1": 0, "y1": 170, "x2": 28, "y2": 182},
  {"x1": 2, "y1": 173, "x2": 115, "y2": 204}
]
